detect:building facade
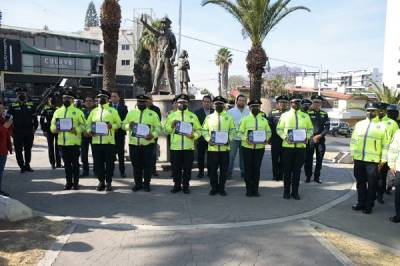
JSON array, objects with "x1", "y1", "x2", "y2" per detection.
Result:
[{"x1": 383, "y1": 0, "x2": 400, "y2": 90}]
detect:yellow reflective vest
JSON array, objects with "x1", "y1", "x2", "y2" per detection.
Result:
[
  {"x1": 239, "y1": 113, "x2": 272, "y2": 149},
  {"x1": 50, "y1": 105, "x2": 86, "y2": 146},
  {"x1": 164, "y1": 109, "x2": 201, "y2": 150},
  {"x1": 381, "y1": 115, "x2": 399, "y2": 141},
  {"x1": 388, "y1": 130, "x2": 400, "y2": 170},
  {"x1": 276, "y1": 108, "x2": 313, "y2": 148},
  {"x1": 86, "y1": 103, "x2": 121, "y2": 145},
  {"x1": 350, "y1": 117, "x2": 390, "y2": 163},
  {"x1": 122, "y1": 107, "x2": 161, "y2": 146},
  {"x1": 202, "y1": 111, "x2": 236, "y2": 152}
]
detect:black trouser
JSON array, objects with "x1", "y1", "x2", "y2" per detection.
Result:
[
  {"x1": 152, "y1": 138, "x2": 158, "y2": 173},
  {"x1": 60, "y1": 146, "x2": 80, "y2": 186},
  {"x1": 81, "y1": 137, "x2": 92, "y2": 174},
  {"x1": 46, "y1": 132, "x2": 61, "y2": 166},
  {"x1": 171, "y1": 150, "x2": 194, "y2": 189},
  {"x1": 208, "y1": 151, "x2": 229, "y2": 191},
  {"x1": 197, "y1": 138, "x2": 208, "y2": 175},
  {"x1": 270, "y1": 138, "x2": 283, "y2": 180},
  {"x1": 113, "y1": 135, "x2": 125, "y2": 175},
  {"x1": 129, "y1": 144, "x2": 154, "y2": 187},
  {"x1": 242, "y1": 147, "x2": 265, "y2": 194},
  {"x1": 92, "y1": 144, "x2": 115, "y2": 184},
  {"x1": 13, "y1": 132, "x2": 34, "y2": 169},
  {"x1": 282, "y1": 147, "x2": 306, "y2": 196},
  {"x1": 304, "y1": 141, "x2": 326, "y2": 180},
  {"x1": 377, "y1": 163, "x2": 389, "y2": 200},
  {"x1": 395, "y1": 172, "x2": 400, "y2": 217},
  {"x1": 353, "y1": 160, "x2": 378, "y2": 209}
]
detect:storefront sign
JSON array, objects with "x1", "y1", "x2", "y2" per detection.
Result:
[
  {"x1": 41, "y1": 56, "x2": 75, "y2": 69},
  {"x1": 0, "y1": 39, "x2": 22, "y2": 72}
]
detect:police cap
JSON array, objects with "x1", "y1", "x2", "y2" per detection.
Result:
[{"x1": 213, "y1": 96, "x2": 227, "y2": 104}]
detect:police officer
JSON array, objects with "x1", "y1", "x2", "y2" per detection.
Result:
[
  {"x1": 304, "y1": 95, "x2": 330, "y2": 183},
  {"x1": 268, "y1": 95, "x2": 288, "y2": 181},
  {"x1": 50, "y1": 91, "x2": 86, "y2": 190},
  {"x1": 239, "y1": 99, "x2": 272, "y2": 197},
  {"x1": 7, "y1": 88, "x2": 38, "y2": 173},
  {"x1": 80, "y1": 96, "x2": 96, "y2": 177},
  {"x1": 164, "y1": 94, "x2": 201, "y2": 194},
  {"x1": 387, "y1": 128, "x2": 400, "y2": 223},
  {"x1": 350, "y1": 102, "x2": 389, "y2": 214},
  {"x1": 40, "y1": 96, "x2": 62, "y2": 169},
  {"x1": 277, "y1": 95, "x2": 313, "y2": 200},
  {"x1": 376, "y1": 102, "x2": 398, "y2": 204},
  {"x1": 301, "y1": 98, "x2": 312, "y2": 112},
  {"x1": 386, "y1": 104, "x2": 400, "y2": 194},
  {"x1": 122, "y1": 95, "x2": 161, "y2": 192},
  {"x1": 202, "y1": 96, "x2": 236, "y2": 196},
  {"x1": 86, "y1": 90, "x2": 121, "y2": 192}
]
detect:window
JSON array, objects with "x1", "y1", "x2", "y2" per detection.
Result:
[
  {"x1": 333, "y1": 100, "x2": 338, "y2": 108},
  {"x1": 34, "y1": 36, "x2": 45, "y2": 48},
  {"x1": 397, "y1": 84, "x2": 400, "y2": 89},
  {"x1": 61, "y1": 38, "x2": 76, "y2": 51},
  {"x1": 121, "y1": 44, "x2": 130, "y2": 50},
  {"x1": 121, "y1": 60, "x2": 130, "y2": 66},
  {"x1": 77, "y1": 41, "x2": 90, "y2": 53}
]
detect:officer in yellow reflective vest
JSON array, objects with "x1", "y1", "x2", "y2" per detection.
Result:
[
  {"x1": 86, "y1": 89, "x2": 121, "y2": 192},
  {"x1": 239, "y1": 99, "x2": 272, "y2": 197},
  {"x1": 376, "y1": 102, "x2": 399, "y2": 204},
  {"x1": 277, "y1": 94, "x2": 313, "y2": 200},
  {"x1": 122, "y1": 95, "x2": 161, "y2": 192},
  {"x1": 202, "y1": 96, "x2": 236, "y2": 196},
  {"x1": 164, "y1": 94, "x2": 201, "y2": 194},
  {"x1": 350, "y1": 102, "x2": 390, "y2": 214},
  {"x1": 387, "y1": 129, "x2": 400, "y2": 223},
  {"x1": 50, "y1": 91, "x2": 86, "y2": 190}
]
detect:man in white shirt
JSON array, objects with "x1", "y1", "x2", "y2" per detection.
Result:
[{"x1": 227, "y1": 94, "x2": 250, "y2": 178}]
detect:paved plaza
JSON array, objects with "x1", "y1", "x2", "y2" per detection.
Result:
[{"x1": 2, "y1": 135, "x2": 400, "y2": 265}]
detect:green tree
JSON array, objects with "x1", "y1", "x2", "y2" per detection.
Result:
[
  {"x1": 262, "y1": 75, "x2": 287, "y2": 98},
  {"x1": 228, "y1": 75, "x2": 247, "y2": 90},
  {"x1": 369, "y1": 80, "x2": 400, "y2": 104},
  {"x1": 100, "y1": 0, "x2": 121, "y2": 90},
  {"x1": 85, "y1": 1, "x2": 99, "y2": 28},
  {"x1": 215, "y1": 48, "x2": 233, "y2": 97},
  {"x1": 200, "y1": 88, "x2": 212, "y2": 95},
  {"x1": 202, "y1": 0, "x2": 310, "y2": 100},
  {"x1": 133, "y1": 43, "x2": 152, "y2": 92},
  {"x1": 140, "y1": 18, "x2": 162, "y2": 81}
]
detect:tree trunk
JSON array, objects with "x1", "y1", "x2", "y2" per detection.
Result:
[
  {"x1": 246, "y1": 44, "x2": 267, "y2": 101},
  {"x1": 218, "y1": 65, "x2": 223, "y2": 96},
  {"x1": 222, "y1": 63, "x2": 229, "y2": 98}
]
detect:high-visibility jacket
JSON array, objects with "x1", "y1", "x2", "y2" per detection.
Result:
[
  {"x1": 50, "y1": 105, "x2": 86, "y2": 146},
  {"x1": 239, "y1": 113, "x2": 272, "y2": 149},
  {"x1": 388, "y1": 130, "x2": 400, "y2": 170},
  {"x1": 350, "y1": 117, "x2": 390, "y2": 163},
  {"x1": 276, "y1": 108, "x2": 313, "y2": 148},
  {"x1": 164, "y1": 109, "x2": 201, "y2": 150},
  {"x1": 86, "y1": 103, "x2": 121, "y2": 145},
  {"x1": 202, "y1": 111, "x2": 236, "y2": 152},
  {"x1": 381, "y1": 115, "x2": 399, "y2": 141},
  {"x1": 122, "y1": 107, "x2": 161, "y2": 146}
]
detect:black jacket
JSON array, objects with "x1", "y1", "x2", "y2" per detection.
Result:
[
  {"x1": 40, "y1": 104, "x2": 57, "y2": 133},
  {"x1": 267, "y1": 109, "x2": 287, "y2": 141},
  {"x1": 149, "y1": 104, "x2": 162, "y2": 121},
  {"x1": 7, "y1": 101, "x2": 38, "y2": 136},
  {"x1": 111, "y1": 102, "x2": 128, "y2": 137},
  {"x1": 194, "y1": 107, "x2": 214, "y2": 126},
  {"x1": 307, "y1": 109, "x2": 330, "y2": 141}
]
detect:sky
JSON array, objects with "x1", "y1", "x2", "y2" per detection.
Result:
[{"x1": 0, "y1": 0, "x2": 388, "y2": 94}]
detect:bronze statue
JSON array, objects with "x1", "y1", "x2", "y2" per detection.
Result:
[
  {"x1": 140, "y1": 15, "x2": 177, "y2": 95},
  {"x1": 175, "y1": 50, "x2": 190, "y2": 95}
]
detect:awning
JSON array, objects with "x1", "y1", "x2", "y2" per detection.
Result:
[{"x1": 20, "y1": 41, "x2": 100, "y2": 59}]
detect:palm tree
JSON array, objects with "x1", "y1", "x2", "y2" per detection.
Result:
[
  {"x1": 140, "y1": 19, "x2": 162, "y2": 82},
  {"x1": 100, "y1": 0, "x2": 121, "y2": 90},
  {"x1": 215, "y1": 48, "x2": 233, "y2": 97},
  {"x1": 369, "y1": 80, "x2": 400, "y2": 104},
  {"x1": 202, "y1": 0, "x2": 310, "y2": 100}
]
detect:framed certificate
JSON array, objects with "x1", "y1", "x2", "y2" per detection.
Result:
[
  {"x1": 56, "y1": 118, "x2": 73, "y2": 132},
  {"x1": 211, "y1": 131, "x2": 229, "y2": 145},
  {"x1": 92, "y1": 122, "x2": 109, "y2": 136},
  {"x1": 248, "y1": 130, "x2": 266, "y2": 144},
  {"x1": 288, "y1": 129, "x2": 306, "y2": 143},
  {"x1": 175, "y1": 121, "x2": 193, "y2": 136},
  {"x1": 132, "y1": 123, "x2": 150, "y2": 138}
]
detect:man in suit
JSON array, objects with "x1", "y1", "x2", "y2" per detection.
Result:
[
  {"x1": 194, "y1": 95, "x2": 214, "y2": 178},
  {"x1": 146, "y1": 94, "x2": 162, "y2": 176},
  {"x1": 110, "y1": 91, "x2": 128, "y2": 177}
]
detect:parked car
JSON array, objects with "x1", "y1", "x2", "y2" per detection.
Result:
[{"x1": 330, "y1": 122, "x2": 352, "y2": 138}]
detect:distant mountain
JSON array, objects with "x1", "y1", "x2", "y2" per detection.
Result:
[{"x1": 264, "y1": 65, "x2": 301, "y2": 83}]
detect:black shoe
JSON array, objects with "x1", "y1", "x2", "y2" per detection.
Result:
[
  {"x1": 389, "y1": 216, "x2": 400, "y2": 223},
  {"x1": 246, "y1": 191, "x2": 253, "y2": 197},
  {"x1": 283, "y1": 193, "x2": 290, "y2": 199},
  {"x1": 352, "y1": 204, "x2": 364, "y2": 211},
  {"x1": 362, "y1": 208, "x2": 372, "y2": 214},
  {"x1": 183, "y1": 187, "x2": 190, "y2": 194},
  {"x1": 132, "y1": 185, "x2": 142, "y2": 192},
  {"x1": 143, "y1": 186, "x2": 151, "y2": 192},
  {"x1": 57, "y1": 164, "x2": 64, "y2": 168},
  {"x1": 171, "y1": 186, "x2": 181, "y2": 193},
  {"x1": 120, "y1": 173, "x2": 126, "y2": 178},
  {"x1": 305, "y1": 178, "x2": 311, "y2": 183},
  {"x1": 106, "y1": 184, "x2": 113, "y2": 191},
  {"x1": 0, "y1": 190, "x2": 10, "y2": 197},
  {"x1": 291, "y1": 194, "x2": 301, "y2": 200},
  {"x1": 73, "y1": 184, "x2": 80, "y2": 190},
  {"x1": 51, "y1": 164, "x2": 56, "y2": 170},
  {"x1": 314, "y1": 179, "x2": 322, "y2": 184},
  {"x1": 20, "y1": 167, "x2": 25, "y2": 173},
  {"x1": 96, "y1": 182, "x2": 105, "y2": 191},
  {"x1": 64, "y1": 184, "x2": 73, "y2": 190},
  {"x1": 219, "y1": 190, "x2": 227, "y2": 196},
  {"x1": 25, "y1": 165, "x2": 34, "y2": 172},
  {"x1": 209, "y1": 189, "x2": 218, "y2": 196},
  {"x1": 252, "y1": 191, "x2": 260, "y2": 197}
]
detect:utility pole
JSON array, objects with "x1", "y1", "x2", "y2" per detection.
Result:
[
  {"x1": 318, "y1": 65, "x2": 322, "y2": 95},
  {"x1": 177, "y1": 0, "x2": 183, "y2": 58}
]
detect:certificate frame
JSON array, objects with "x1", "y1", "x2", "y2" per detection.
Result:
[
  {"x1": 288, "y1": 129, "x2": 307, "y2": 143},
  {"x1": 56, "y1": 118, "x2": 73, "y2": 132},
  {"x1": 248, "y1": 130, "x2": 267, "y2": 144},
  {"x1": 132, "y1": 123, "x2": 150, "y2": 138},
  {"x1": 211, "y1": 131, "x2": 229, "y2": 145},
  {"x1": 91, "y1": 122, "x2": 109, "y2": 136},
  {"x1": 175, "y1": 121, "x2": 193, "y2": 136}
]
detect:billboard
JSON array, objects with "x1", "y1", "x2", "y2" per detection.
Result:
[{"x1": 0, "y1": 39, "x2": 22, "y2": 72}]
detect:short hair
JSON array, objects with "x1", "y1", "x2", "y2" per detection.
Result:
[
  {"x1": 236, "y1": 94, "x2": 246, "y2": 101},
  {"x1": 85, "y1": 96, "x2": 94, "y2": 101},
  {"x1": 111, "y1": 91, "x2": 121, "y2": 96},
  {"x1": 202, "y1": 95, "x2": 212, "y2": 101}
]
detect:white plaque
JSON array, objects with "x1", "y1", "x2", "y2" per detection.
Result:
[
  {"x1": 57, "y1": 118, "x2": 72, "y2": 132},
  {"x1": 92, "y1": 122, "x2": 108, "y2": 136},
  {"x1": 211, "y1": 131, "x2": 229, "y2": 145},
  {"x1": 289, "y1": 129, "x2": 306, "y2": 143},
  {"x1": 133, "y1": 123, "x2": 150, "y2": 138},
  {"x1": 175, "y1": 121, "x2": 193, "y2": 136},
  {"x1": 249, "y1": 130, "x2": 266, "y2": 144}
]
